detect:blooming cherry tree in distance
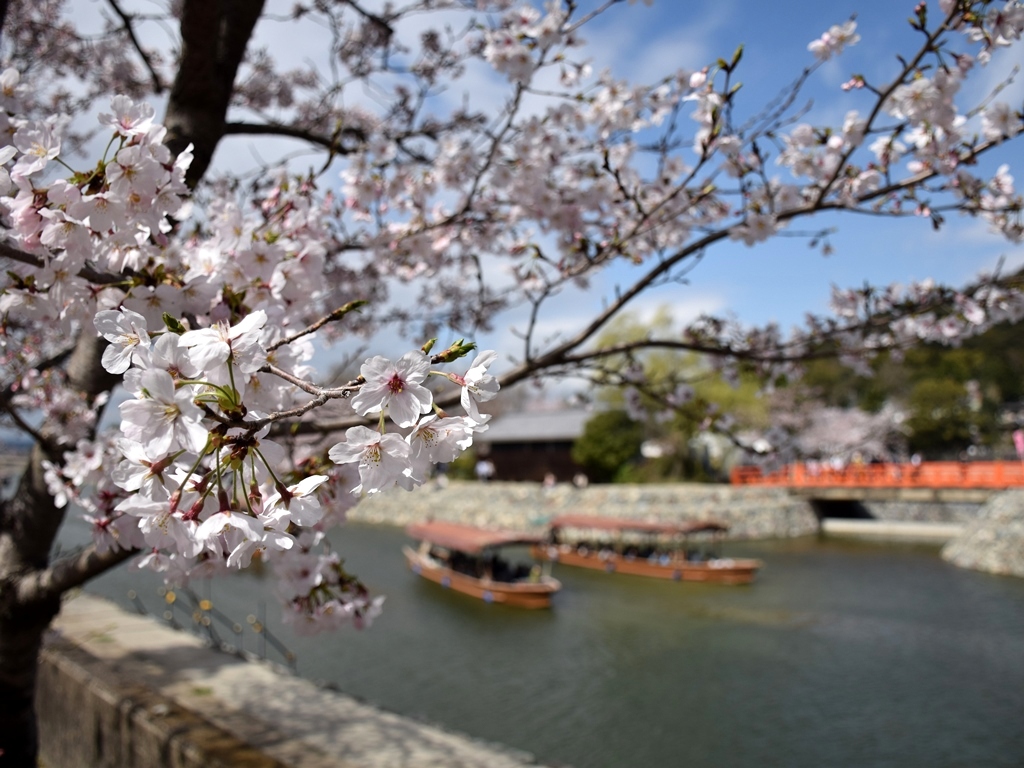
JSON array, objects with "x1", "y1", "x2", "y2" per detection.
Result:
[{"x1": 0, "y1": 0, "x2": 1022, "y2": 762}]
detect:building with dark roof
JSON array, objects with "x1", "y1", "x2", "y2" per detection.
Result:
[{"x1": 475, "y1": 409, "x2": 592, "y2": 482}]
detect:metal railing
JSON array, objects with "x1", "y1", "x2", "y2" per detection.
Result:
[{"x1": 731, "y1": 460, "x2": 1024, "y2": 489}]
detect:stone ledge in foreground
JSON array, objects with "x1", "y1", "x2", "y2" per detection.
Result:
[{"x1": 41, "y1": 592, "x2": 549, "y2": 768}]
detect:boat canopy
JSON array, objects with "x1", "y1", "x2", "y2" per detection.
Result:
[
  {"x1": 406, "y1": 521, "x2": 547, "y2": 554},
  {"x1": 548, "y1": 514, "x2": 729, "y2": 536}
]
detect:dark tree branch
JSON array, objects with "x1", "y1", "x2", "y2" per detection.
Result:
[
  {"x1": 0, "y1": 242, "x2": 128, "y2": 285},
  {"x1": 224, "y1": 120, "x2": 367, "y2": 154},
  {"x1": 106, "y1": 0, "x2": 166, "y2": 94},
  {"x1": 15, "y1": 545, "x2": 138, "y2": 606},
  {"x1": 340, "y1": 0, "x2": 394, "y2": 39}
]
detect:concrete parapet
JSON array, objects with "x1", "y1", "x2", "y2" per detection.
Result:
[
  {"x1": 820, "y1": 519, "x2": 963, "y2": 543},
  {"x1": 41, "y1": 593, "x2": 547, "y2": 768},
  {"x1": 39, "y1": 636, "x2": 288, "y2": 768}
]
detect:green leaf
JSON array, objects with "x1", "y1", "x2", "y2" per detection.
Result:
[{"x1": 163, "y1": 313, "x2": 187, "y2": 334}]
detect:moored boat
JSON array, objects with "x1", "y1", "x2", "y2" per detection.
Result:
[
  {"x1": 532, "y1": 514, "x2": 762, "y2": 585},
  {"x1": 403, "y1": 520, "x2": 562, "y2": 608}
]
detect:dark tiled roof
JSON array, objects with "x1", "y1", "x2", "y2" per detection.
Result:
[{"x1": 478, "y1": 409, "x2": 592, "y2": 443}]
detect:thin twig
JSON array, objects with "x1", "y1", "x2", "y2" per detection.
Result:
[{"x1": 267, "y1": 301, "x2": 368, "y2": 351}]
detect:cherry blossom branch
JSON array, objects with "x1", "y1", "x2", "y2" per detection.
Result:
[
  {"x1": 0, "y1": 344, "x2": 76, "y2": 391},
  {"x1": 267, "y1": 301, "x2": 368, "y2": 352},
  {"x1": 564, "y1": 0, "x2": 625, "y2": 35},
  {"x1": 0, "y1": 401, "x2": 52, "y2": 451},
  {"x1": 786, "y1": 133, "x2": 1013, "y2": 215},
  {"x1": 812, "y1": 5, "x2": 957, "y2": 206},
  {"x1": 339, "y1": 0, "x2": 394, "y2": 38},
  {"x1": 264, "y1": 341, "x2": 487, "y2": 435},
  {"x1": 491, "y1": 152, "x2": 1016, "y2": 396}
]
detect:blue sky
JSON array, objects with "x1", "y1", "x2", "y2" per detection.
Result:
[
  {"x1": 560, "y1": 0, "x2": 1023, "y2": 332},
  {"x1": 67, "y1": 1, "x2": 1024, "y2": 375},
  {"x1": 291, "y1": 0, "x2": 1023, "y2": 377}
]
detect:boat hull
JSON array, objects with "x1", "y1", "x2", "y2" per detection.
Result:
[
  {"x1": 402, "y1": 547, "x2": 561, "y2": 608},
  {"x1": 531, "y1": 545, "x2": 762, "y2": 585}
]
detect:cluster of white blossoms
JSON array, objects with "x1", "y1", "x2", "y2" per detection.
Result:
[
  {"x1": 330, "y1": 350, "x2": 498, "y2": 494},
  {"x1": 335, "y1": 2, "x2": 1022, "y2": 318},
  {"x1": 807, "y1": 20, "x2": 861, "y2": 61},
  {"x1": 89, "y1": 303, "x2": 496, "y2": 632},
  {"x1": 0, "y1": 76, "x2": 497, "y2": 632}
]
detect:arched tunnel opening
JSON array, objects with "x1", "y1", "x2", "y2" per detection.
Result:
[{"x1": 810, "y1": 498, "x2": 875, "y2": 520}]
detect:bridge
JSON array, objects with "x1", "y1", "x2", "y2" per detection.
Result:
[
  {"x1": 730, "y1": 460, "x2": 1024, "y2": 542},
  {"x1": 730, "y1": 460, "x2": 1024, "y2": 504}
]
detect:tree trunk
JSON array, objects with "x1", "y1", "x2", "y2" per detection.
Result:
[
  {"x1": 0, "y1": 335, "x2": 117, "y2": 767},
  {"x1": 164, "y1": 0, "x2": 266, "y2": 186},
  {"x1": 0, "y1": 591, "x2": 60, "y2": 767},
  {"x1": 0, "y1": 442, "x2": 73, "y2": 766},
  {"x1": 0, "y1": 2, "x2": 265, "y2": 763}
]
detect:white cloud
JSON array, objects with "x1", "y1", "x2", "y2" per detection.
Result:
[{"x1": 580, "y1": 1, "x2": 734, "y2": 84}]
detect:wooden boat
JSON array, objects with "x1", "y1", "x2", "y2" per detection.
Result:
[
  {"x1": 531, "y1": 514, "x2": 763, "y2": 585},
  {"x1": 403, "y1": 520, "x2": 562, "y2": 608}
]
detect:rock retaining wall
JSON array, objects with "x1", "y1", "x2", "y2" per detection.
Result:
[
  {"x1": 942, "y1": 490, "x2": 1024, "y2": 577},
  {"x1": 351, "y1": 481, "x2": 820, "y2": 540},
  {"x1": 353, "y1": 481, "x2": 1024, "y2": 575},
  {"x1": 862, "y1": 500, "x2": 983, "y2": 523}
]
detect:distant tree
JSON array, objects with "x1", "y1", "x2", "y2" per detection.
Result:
[
  {"x1": 571, "y1": 410, "x2": 645, "y2": 483},
  {"x1": 794, "y1": 319, "x2": 1024, "y2": 456},
  {"x1": 577, "y1": 307, "x2": 772, "y2": 479},
  {"x1": 905, "y1": 379, "x2": 989, "y2": 457},
  {"x1": 748, "y1": 384, "x2": 908, "y2": 468},
  {"x1": 960, "y1": 321, "x2": 1024, "y2": 405}
]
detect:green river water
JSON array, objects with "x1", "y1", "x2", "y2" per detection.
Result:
[{"x1": 81, "y1": 521, "x2": 1024, "y2": 768}]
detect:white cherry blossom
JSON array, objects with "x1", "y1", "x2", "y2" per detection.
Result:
[
  {"x1": 178, "y1": 309, "x2": 268, "y2": 375},
  {"x1": 119, "y1": 369, "x2": 207, "y2": 456},
  {"x1": 456, "y1": 350, "x2": 500, "y2": 422},
  {"x1": 328, "y1": 426, "x2": 413, "y2": 494},
  {"x1": 99, "y1": 95, "x2": 156, "y2": 138},
  {"x1": 808, "y1": 20, "x2": 860, "y2": 61},
  {"x1": 262, "y1": 475, "x2": 330, "y2": 530},
  {"x1": 116, "y1": 495, "x2": 201, "y2": 558},
  {"x1": 94, "y1": 308, "x2": 150, "y2": 374},
  {"x1": 350, "y1": 352, "x2": 433, "y2": 428}
]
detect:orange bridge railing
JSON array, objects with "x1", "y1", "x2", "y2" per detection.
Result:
[{"x1": 731, "y1": 461, "x2": 1024, "y2": 489}]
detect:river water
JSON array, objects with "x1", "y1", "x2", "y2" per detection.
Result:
[{"x1": 78, "y1": 521, "x2": 1024, "y2": 768}]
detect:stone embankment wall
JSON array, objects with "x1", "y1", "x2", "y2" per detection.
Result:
[
  {"x1": 861, "y1": 500, "x2": 983, "y2": 522},
  {"x1": 352, "y1": 481, "x2": 820, "y2": 539},
  {"x1": 942, "y1": 490, "x2": 1024, "y2": 577}
]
